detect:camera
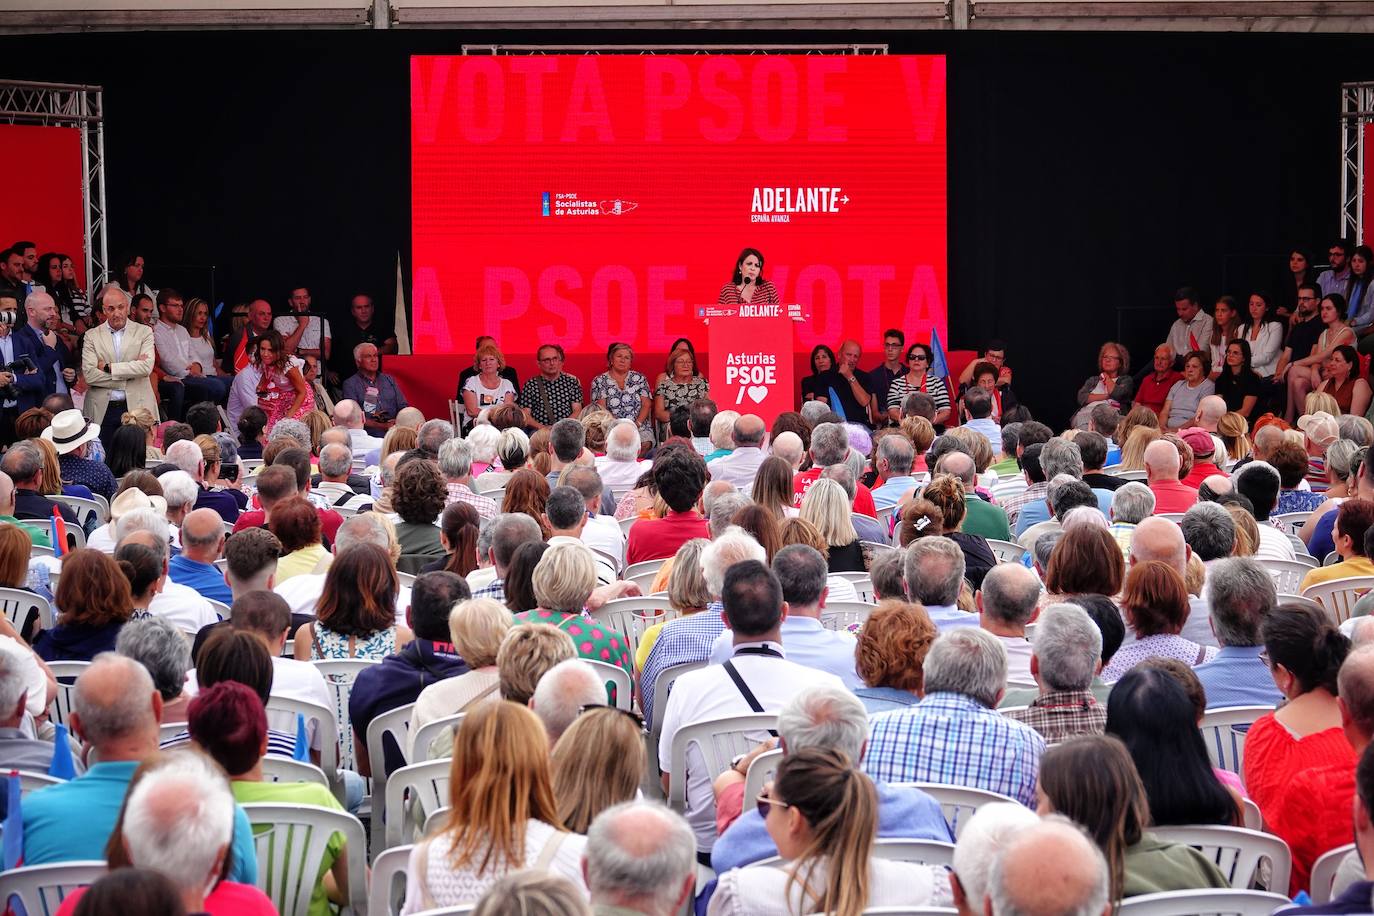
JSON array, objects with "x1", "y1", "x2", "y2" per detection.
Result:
[
  {"x1": 0, "y1": 355, "x2": 34, "y2": 401},
  {"x1": 0, "y1": 310, "x2": 18, "y2": 327}
]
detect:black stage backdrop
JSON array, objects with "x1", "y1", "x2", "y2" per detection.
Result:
[{"x1": 5, "y1": 30, "x2": 1371, "y2": 428}]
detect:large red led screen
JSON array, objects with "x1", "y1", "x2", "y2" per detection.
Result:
[{"x1": 410, "y1": 54, "x2": 947, "y2": 358}]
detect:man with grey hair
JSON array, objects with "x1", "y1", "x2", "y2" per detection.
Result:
[
  {"x1": 314, "y1": 441, "x2": 372, "y2": 512},
  {"x1": 905, "y1": 537, "x2": 977, "y2": 630},
  {"x1": 711, "y1": 685, "x2": 951, "y2": 874},
  {"x1": 546, "y1": 485, "x2": 614, "y2": 584},
  {"x1": 415, "y1": 418, "x2": 453, "y2": 459},
  {"x1": 771, "y1": 430, "x2": 804, "y2": 471},
  {"x1": 1, "y1": 440, "x2": 79, "y2": 529},
  {"x1": 268, "y1": 416, "x2": 311, "y2": 449},
  {"x1": 586, "y1": 802, "x2": 697, "y2": 916},
  {"x1": 1010, "y1": 603, "x2": 1106, "y2": 742},
  {"x1": 794, "y1": 421, "x2": 879, "y2": 517},
  {"x1": 707, "y1": 489, "x2": 751, "y2": 540},
  {"x1": 708, "y1": 413, "x2": 768, "y2": 490},
  {"x1": 948, "y1": 803, "x2": 1040, "y2": 916},
  {"x1": 1013, "y1": 438, "x2": 1112, "y2": 537},
  {"x1": 799, "y1": 399, "x2": 828, "y2": 425},
  {"x1": 870, "y1": 548, "x2": 906, "y2": 602},
  {"x1": 1180, "y1": 500, "x2": 1236, "y2": 563},
  {"x1": 986, "y1": 816, "x2": 1111, "y2": 916},
  {"x1": 871, "y1": 433, "x2": 918, "y2": 511},
  {"x1": 1108, "y1": 481, "x2": 1155, "y2": 560},
  {"x1": 936, "y1": 449, "x2": 1013, "y2": 541},
  {"x1": 473, "y1": 512, "x2": 544, "y2": 604},
  {"x1": 332, "y1": 397, "x2": 384, "y2": 453},
  {"x1": 0, "y1": 646, "x2": 67, "y2": 773},
  {"x1": 596, "y1": 419, "x2": 652, "y2": 496},
  {"x1": 1017, "y1": 475, "x2": 1099, "y2": 552},
  {"x1": 437, "y1": 437, "x2": 498, "y2": 520},
  {"x1": 640, "y1": 527, "x2": 764, "y2": 727},
  {"x1": 530, "y1": 658, "x2": 608, "y2": 747},
  {"x1": 976, "y1": 564, "x2": 1041, "y2": 687},
  {"x1": 708, "y1": 544, "x2": 860, "y2": 687},
  {"x1": 157, "y1": 468, "x2": 198, "y2": 535},
  {"x1": 20, "y1": 653, "x2": 259, "y2": 880},
  {"x1": 1194, "y1": 557, "x2": 1282, "y2": 709},
  {"x1": 865, "y1": 628, "x2": 1044, "y2": 805}
]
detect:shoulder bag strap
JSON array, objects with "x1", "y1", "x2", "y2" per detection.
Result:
[
  {"x1": 457, "y1": 679, "x2": 501, "y2": 713},
  {"x1": 532, "y1": 828, "x2": 569, "y2": 872},
  {"x1": 722, "y1": 660, "x2": 779, "y2": 737}
]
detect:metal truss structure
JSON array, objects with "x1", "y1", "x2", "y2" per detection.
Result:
[
  {"x1": 0, "y1": 80, "x2": 108, "y2": 295},
  {"x1": 1342, "y1": 82, "x2": 1373, "y2": 245}
]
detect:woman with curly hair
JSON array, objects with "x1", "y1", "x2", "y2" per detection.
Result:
[
  {"x1": 393, "y1": 459, "x2": 450, "y2": 565},
  {"x1": 919, "y1": 475, "x2": 996, "y2": 588},
  {"x1": 853, "y1": 601, "x2": 937, "y2": 714},
  {"x1": 502, "y1": 467, "x2": 552, "y2": 539},
  {"x1": 35, "y1": 549, "x2": 136, "y2": 661}
]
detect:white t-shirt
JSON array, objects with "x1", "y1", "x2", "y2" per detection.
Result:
[
  {"x1": 401, "y1": 820, "x2": 588, "y2": 913},
  {"x1": 274, "y1": 314, "x2": 331, "y2": 351},
  {"x1": 1254, "y1": 522, "x2": 1297, "y2": 562},
  {"x1": 461, "y1": 376, "x2": 515, "y2": 411},
  {"x1": 274, "y1": 573, "x2": 413, "y2": 626},
  {"x1": 149, "y1": 580, "x2": 219, "y2": 633},
  {"x1": 186, "y1": 656, "x2": 329, "y2": 750}
]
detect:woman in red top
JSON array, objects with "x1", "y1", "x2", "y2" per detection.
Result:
[
  {"x1": 717, "y1": 247, "x2": 779, "y2": 305},
  {"x1": 1242, "y1": 602, "x2": 1353, "y2": 894}
]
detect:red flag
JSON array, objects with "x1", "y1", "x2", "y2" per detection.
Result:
[{"x1": 51, "y1": 506, "x2": 67, "y2": 557}]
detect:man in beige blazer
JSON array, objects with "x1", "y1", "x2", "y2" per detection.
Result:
[{"x1": 83, "y1": 284, "x2": 157, "y2": 443}]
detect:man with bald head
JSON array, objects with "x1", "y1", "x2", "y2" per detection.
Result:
[
  {"x1": 985, "y1": 816, "x2": 1110, "y2": 916},
  {"x1": 707, "y1": 413, "x2": 768, "y2": 490},
  {"x1": 119, "y1": 521, "x2": 219, "y2": 632},
  {"x1": 1192, "y1": 394, "x2": 1227, "y2": 433},
  {"x1": 168, "y1": 507, "x2": 231, "y2": 604},
  {"x1": 936, "y1": 449, "x2": 1013, "y2": 541},
  {"x1": 1128, "y1": 516, "x2": 1215, "y2": 648},
  {"x1": 0, "y1": 469, "x2": 50, "y2": 546},
  {"x1": 332, "y1": 397, "x2": 383, "y2": 451},
  {"x1": 585, "y1": 801, "x2": 697, "y2": 916},
  {"x1": 20, "y1": 653, "x2": 259, "y2": 882},
  {"x1": 7, "y1": 291, "x2": 63, "y2": 421},
  {"x1": 771, "y1": 430, "x2": 804, "y2": 471},
  {"x1": 1143, "y1": 437, "x2": 1196, "y2": 512}
]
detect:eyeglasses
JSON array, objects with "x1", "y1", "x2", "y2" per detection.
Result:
[
  {"x1": 756, "y1": 789, "x2": 791, "y2": 820},
  {"x1": 577, "y1": 703, "x2": 644, "y2": 729},
  {"x1": 884, "y1": 342, "x2": 903, "y2": 349},
  {"x1": 1259, "y1": 650, "x2": 1272, "y2": 668},
  {"x1": 1331, "y1": 251, "x2": 1346, "y2": 258},
  {"x1": 910, "y1": 355, "x2": 929, "y2": 362},
  {"x1": 1298, "y1": 295, "x2": 1319, "y2": 301}
]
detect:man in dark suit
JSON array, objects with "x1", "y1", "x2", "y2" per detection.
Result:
[{"x1": 10, "y1": 291, "x2": 66, "y2": 414}]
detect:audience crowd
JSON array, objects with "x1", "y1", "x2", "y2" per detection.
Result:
[{"x1": 4, "y1": 242, "x2": 1374, "y2": 915}]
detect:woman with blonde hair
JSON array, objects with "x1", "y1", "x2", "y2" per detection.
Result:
[
  {"x1": 635, "y1": 539, "x2": 711, "y2": 672},
  {"x1": 1216, "y1": 412, "x2": 1251, "y2": 464},
  {"x1": 550, "y1": 707, "x2": 646, "y2": 833},
  {"x1": 1224, "y1": 503, "x2": 1259, "y2": 557},
  {"x1": 409, "y1": 597, "x2": 512, "y2": 756},
  {"x1": 800, "y1": 479, "x2": 864, "y2": 573},
  {"x1": 515, "y1": 542, "x2": 632, "y2": 677},
  {"x1": 1118, "y1": 426, "x2": 1162, "y2": 472},
  {"x1": 1304, "y1": 390, "x2": 1341, "y2": 418},
  {"x1": 528, "y1": 428, "x2": 552, "y2": 476},
  {"x1": 462, "y1": 343, "x2": 517, "y2": 423},
  {"x1": 303, "y1": 410, "x2": 330, "y2": 454},
  {"x1": 709, "y1": 747, "x2": 940, "y2": 915},
  {"x1": 31, "y1": 436, "x2": 94, "y2": 501},
  {"x1": 401, "y1": 702, "x2": 587, "y2": 910},
  {"x1": 899, "y1": 416, "x2": 936, "y2": 468},
  {"x1": 193, "y1": 434, "x2": 247, "y2": 519},
  {"x1": 122, "y1": 407, "x2": 163, "y2": 462},
  {"x1": 1115, "y1": 404, "x2": 1160, "y2": 453},
  {"x1": 380, "y1": 425, "x2": 417, "y2": 463}
]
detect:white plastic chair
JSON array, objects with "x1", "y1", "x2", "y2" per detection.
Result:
[
  {"x1": 311, "y1": 658, "x2": 381, "y2": 771},
  {"x1": 1302, "y1": 576, "x2": 1374, "y2": 625},
  {"x1": 1308, "y1": 841, "x2": 1354, "y2": 904},
  {"x1": 1323, "y1": 550, "x2": 1342, "y2": 567},
  {"x1": 0, "y1": 585, "x2": 53, "y2": 631},
  {"x1": 1291, "y1": 552, "x2": 1320, "y2": 569},
  {"x1": 644, "y1": 660, "x2": 708, "y2": 790},
  {"x1": 749, "y1": 837, "x2": 957, "y2": 870},
  {"x1": 1198, "y1": 706, "x2": 1273, "y2": 778},
  {"x1": 206, "y1": 597, "x2": 230, "y2": 620},
  {"x1": 876, "y1": 506, "x2": 896, "y2": 539},
  {"x1": 1288, "y1": 531, "x2": 1312, "y2": 557},
  {"x1": 624, "y1": 558, "x2": 667, "y2": 581},
  {"x1": 412, "y1": 712, "x2": 465, "y2": 763},
  {"x1": 240, "y1": 802, "x2": 367, "y2": 916},
  {"x1": 832, "y1": 570, "x2": 876, "y2": 602},
  {"x1": 741, "y1": 747, "x2": 784, "y2": 810},
  {"x1": 589, "y1": 596, "x2": 678, "y2": 661},
  {"x1": 46, "y1": 659, "x2": 90, "y2": 727},
  {"x1": 898, "y1": 783, "x2": 1022, "y2": 840},
  {"x1": 1150, "y1": 825, "x2": 1291, "y2": 892},
  {"x1": 15, "y1": 770, "x2": 64, "y2": 794},
  {"x1": 383, "y1": 759, "x2": 451, "y2": 849},
  {"x1": 1241, "y1": 797, "x2": 1261, "y2": 831},
  {"x1": 49, "y1": 495, "x2": 104, "y2": 528},
  {"x1": 0, "y1": 861, "x2": 105, "y2": 916},
  {"x1": 1271, "y1": 511, "x2": 1312, "y2": 534},
  {"x1": 1261, "y1": 558, "x2": 1317, "y2": 595},
  {"x1": 1158, "y1": 512, "x2": 1186, "y2": 524},
  {"x1": 1115, "y1": 889, "x2": 1290, "y2": 915},
  {"x1": 1277, "y1": 594, "x2": 1328, "y2": 616},
  {"x1": 265, "y1": 694, "x2": 341, "y2": 800},
  {"x1": 986, "y1": 539, "x2": 1028, "y2": 565},
  {"x1": 396, "y1": 571, "x2": 417, "y2": 588},
  {"x1": 819, "y1": 601, "x2": 877, "y2": 631},
  {"x1": 368, "y1": 843, "x2": 414, "y2": 916},
  {"x1": 667, "y1": 712, "x2": 778, "y2": 814},
  {"x1": 842, "y1": 908, "x2": 956, "y2": 915},
  {"x1": 586, "y1": 658, "x2": 634, "y2": 711},
  {"x1": 366, "y1": 702, "x2": 416, "y2": 856},
  {"x1": 619, "y1": 516, "x2": 637, "y2": 538},
  {"x1": 29, "y1": 544, "x2": 55, "y2": 558},
  {"x1": 260, "y1": 756, "x2": 331, "y2": 787}
]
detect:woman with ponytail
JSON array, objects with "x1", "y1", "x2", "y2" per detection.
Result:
[
  {"x1": 1242, "y1": 602, "x2": 1355, "y2": 894},
  {"x1": 708, "y1": 747, "x2": 941, "y2": 915}
]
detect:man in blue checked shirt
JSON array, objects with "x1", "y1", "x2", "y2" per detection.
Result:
[{"x1": 863, "y1": 627, "x2": 1045, "y2": 807}]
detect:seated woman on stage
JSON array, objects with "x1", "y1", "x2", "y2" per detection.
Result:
[
  {"x1": 1282, "y1": 293, "x2": 1353, "y2": 423},
  {"x1": 717, "y1": 247, "x2": 778, "y2": 305},
  {"x1": 801, "y1": 345, "x2": 842, "y2": 406},
  {"x1": 1206, "y1": 296, "x2": 1242, "y2": 380},
  {"x1": 1075, "y1": 342, "x2": 1134, "y2": 420},
  {"x1": 591, "y1": 342, "x2": 652, "y2": 439},
  {"x1": 962, "y1": 360, "x2": 1018, "y2": 423},
  {"x1": 1238, "y1": 291, "x2": 1284, "y2": 378},
  {"x1": 1159, "y1": 351, "x2": 1214, "y2": 432},
  {"x1": 652, "y1": 337, "x2": 696, "y2": 390},
  {"x1": 653, "y1": 347, "x2": 709, "y2": 426},
  {"x1": 1213, "y1": 338, "x2": 1262, "y2": 419},
  {"x1": 885, "y1": 343, "x2": 950, "y2": 427},
  {"x1": 461, "y1": 343, "x2": 518, "y2": 422},
  {"x1": 1314, "y1": 344, "x2": 1372, "y2": 417}
]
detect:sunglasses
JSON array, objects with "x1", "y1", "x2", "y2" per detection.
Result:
[
  {"x1": 578, "y1": 703, "x2": 644, "y2": 729},
  {"x1": 910, "y1": 355, "x2": 929, "y2": 362},
  {"x1": 756, "y1": 789, "x2": 791, "y2": 820}
]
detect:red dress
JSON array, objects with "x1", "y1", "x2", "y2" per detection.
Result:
[{"x1": 1242, "y1": 712, "x2": 1355, "y2": 895}]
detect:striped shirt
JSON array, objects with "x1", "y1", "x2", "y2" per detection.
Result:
[
  {"x1": 163, "y1": 726, "x2": 297, "y2": 759},
  {"x1": 864, "y1": 691, "x2": 1045, "y2": 807},
  {"x1": 639, "y1": 603, "x2": 725, "y2": 729}
]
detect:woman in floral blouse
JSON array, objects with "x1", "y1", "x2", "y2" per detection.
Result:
[
  {"x1": 591, "y1": 342, "x2": 652, "y2": 439},
  {"x1": 653, "y1": 348, "x2": 710, "y2": 427}
]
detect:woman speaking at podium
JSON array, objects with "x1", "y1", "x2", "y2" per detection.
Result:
[{"x1": 718, "y1": 248, "x2": 780, "y2": 305}]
